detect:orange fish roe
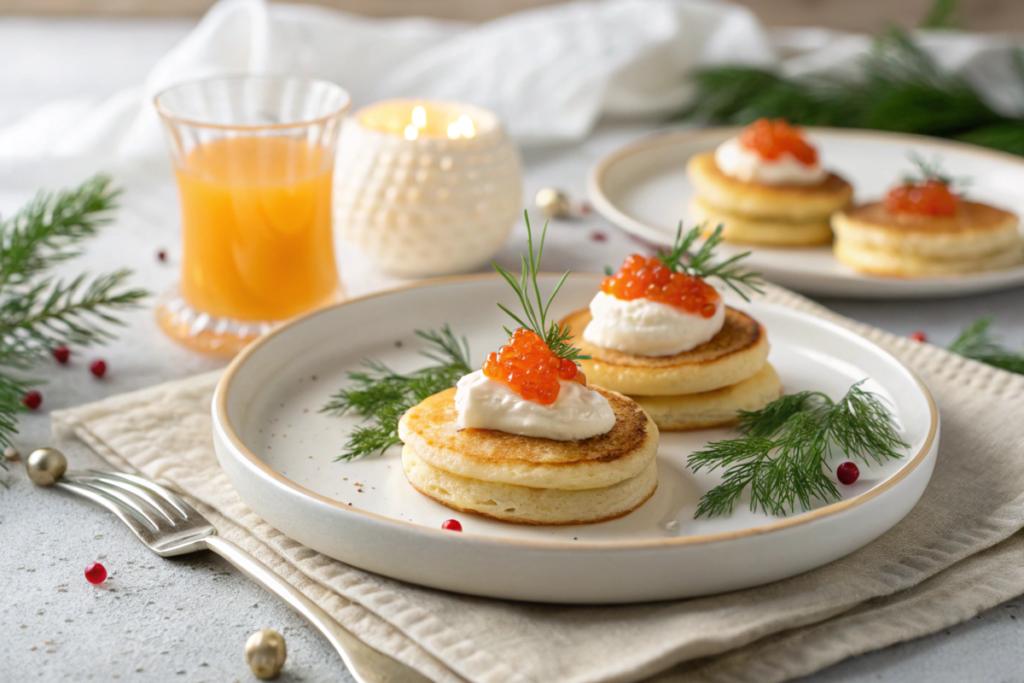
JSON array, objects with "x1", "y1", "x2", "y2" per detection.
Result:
[
  {"x1": 738, "y1": 118, "x2": 818, "y2": 166},
  {"x1": 482, "y1": 328, "x2": 586, "y2": 405},
  {"x1": 601, "y1": 255, "x2": 720, "y2": 318},
  {"x1": 883, "y1": 179, "x2": 961, "y2": 217}
]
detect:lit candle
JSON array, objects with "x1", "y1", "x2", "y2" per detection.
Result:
[{"x1": 335, "y1": 99, "x2": 522, "y2": 279}]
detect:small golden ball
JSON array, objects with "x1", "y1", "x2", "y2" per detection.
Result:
[
  {"x1": 26, "y1": 448, "x2": 67, "y2": 486},
  {"x1": 535, "y1": 187, "x2": 572, "y2": 218},
  {"x1": 4, "y1": 445, "x2": 19, "y2": 462},
  {"x1": 245, "y1": 629, "x2": 287, "y2": 680}
]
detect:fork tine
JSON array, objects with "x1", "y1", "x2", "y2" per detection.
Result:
[
  {"x1": 57, "y1": 481, "x2": 157, "y2": 544},
  {"x1": 87, "y1": 469, "x2": 193, "y2": 517},
  {"x1": 73, "y1": 479, "x2": 167, "y2": 532},
  {"x1": 76, "y1": 473, "x2": 179, "y2": 526}
]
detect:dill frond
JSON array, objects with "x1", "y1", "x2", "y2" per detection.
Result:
[
  {"x1": 492, "y1": 212, "x2": 589, "y2": 363},
  {"x1": 656, "y1": 223, "x2": 764, "y2": 301},
  {"x1": 688, "y1": 381, "x2": 908, "y2": 518},
  {"x1": 322, "y1": 325, "x2": 472, "y2": 461}
]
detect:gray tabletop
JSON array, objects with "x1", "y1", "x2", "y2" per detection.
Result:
[{"x1": 2, "y1": 18, "x2": 1024, "y2": 683}]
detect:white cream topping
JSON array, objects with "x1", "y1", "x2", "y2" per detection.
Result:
[
  {"x1": 714, "y1": 136, "x2": 827, "y2": 186},
  {"x1": 583, "y1": 290, "x2": 725, "y2": 357},
  {"x1": 454, "y1": 369, "x2": 615, "y2": 441}
]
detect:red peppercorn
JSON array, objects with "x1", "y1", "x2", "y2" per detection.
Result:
[
  {"x1": 908, "y1": 331, "x2": 927, "y2": 343},
  {"x1": 22, "y1": 391, "x2": 41, "y2": 410},
  {"x1": 90, "y1": 360, "x2": 107, "y2": 378},
  {"x1": 157, "y1": 249, "x2": 167, "y2": 263},
  {"x1": 441, "y1": 519, "x2": 462, "y2": 532},
  {"x1": 590, "y1": 231, "x2": 607, "y2": 242},
  {"x1": 837, "y1": 461, "x2": 860, "y2": 486},
  {"x1": 53, "y1": 346, "x2": 70, "y2": 364},
  {"x1": 85, "y1": 562, "x2": 107, "y2": 584}
]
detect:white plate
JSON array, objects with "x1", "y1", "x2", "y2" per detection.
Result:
[
  {"x1": 212, "y1": 274, "x2": 938, "y2": 603},
  {"x1": 588, "y1": 127, "x2": 1024, "y2": 299}
]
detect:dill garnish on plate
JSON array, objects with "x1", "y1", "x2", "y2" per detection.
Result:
[{"x1": 688, "y1": 381, "x2": 909, "y2": 519}]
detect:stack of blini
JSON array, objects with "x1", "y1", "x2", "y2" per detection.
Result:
[
  {"x1": 398, "y1": 386, "x2": 659, "y2": 525},
  {"x1": 561, "y1": 240, "x2": 781, "y2": 432},
  {"x1": 687, "y1": 119, "x2": 853, "y2": 246},
  {"x1": 832, "y1": 164, "x2": 1024, "y2": 276}
]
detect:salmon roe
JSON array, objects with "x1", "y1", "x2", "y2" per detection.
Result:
[
  {"x1": 482, "y1": 328, "x2": 585, "y2": 406},
  {"x1": 601, "y1": 255, "x2": 720, "y2": 318},
  {"x1": 738, "y1": 118, "x2": 818, "y2": 165},
  {"x1": 883, "y1": 179, "x2": 961, "y2": 217}
]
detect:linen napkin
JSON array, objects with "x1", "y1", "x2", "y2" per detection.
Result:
[{"x1": 52, "y1": 283, "x2": 1024, "y2": 683}]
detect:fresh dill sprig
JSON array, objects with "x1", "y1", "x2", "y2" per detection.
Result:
[
  {"x1": 657, "y1": 223, "x2": 764, "y2": 301},
  {"x1": 678, "y1": 21, "x2": 1024, "y2": 157},
  {"x1": 688, "y1": 380, "x2": 908, "y2": 518},
  {"x1": 901, "y1": 152, "x2": 971, "y2": 192},
  {"x1": 948, "y1": 316, "x2": 1024, "y2": 375},
  {"x1": 0, "y1": 174, "x2": 146, "y2": 481},
  {"x1": 321, "y1": 326, "x2": 472, "y2": 461},
  {"x1": 491, "y1": 212, "x2": 589, "y2": 363}
]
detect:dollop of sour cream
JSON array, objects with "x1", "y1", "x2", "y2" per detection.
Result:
[
  {"x1": 454, "y1": 369, "x2": 615, "y2": 441},
  {"x1": 714, "y1": 136, "x2": 827, "y2": 186},
  {"x1": 583, "y1": 290, "x2": 725, "y2": 357}
]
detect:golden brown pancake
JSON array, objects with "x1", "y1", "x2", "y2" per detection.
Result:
[
  {"x1": 560, "y1": 306, "x2": 769, "y2": 396},
  {"x1": 397, "y1": 386, "x2": 659, "y2": 491},
  {"x1": 687, "y1": 151, "x2": 853, "y2": 221},
  {"x1": 633, "y1": 363, "x2": 782, "y2": 431},
  {"x1": 833, "y1": 200, "x2": 1024, "y2": 276},
  {"x1": 690, "y1": 197, "x2": 834, "y2": 247},
  {"x1": 402, "y1": 446, "x2": 658, "y2": 525}
]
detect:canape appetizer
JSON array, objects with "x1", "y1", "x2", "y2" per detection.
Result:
[
  {"x1": 560, "y1": 225, "x2": 781, "y2": 431},
  {"x1": 687, "y1": 118, "x2": 853, "y2": 246},
  {"x1": 832, "y1": 157, "x2": 1023, "y2": 276},
  {"x1": 397, "y1": 218, "x2": 659, "y2": 525}
]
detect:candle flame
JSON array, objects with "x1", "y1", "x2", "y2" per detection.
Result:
[
  {"x1": 412, "y1": 105, "x2": 427, "y2": 130},
  {"x1": 404, "y1": 124, "x2": 419, "y2": 141},
  {"x1": 446, "y1": 122, "x2": 461, "y2": 139},
  {"x1": 458, "y1": 115, "x2": 476, "y2": 138}
]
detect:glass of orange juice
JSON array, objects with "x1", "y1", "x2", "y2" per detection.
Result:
[{"x1": 154, "y1": 76, "x2": 351, "y2": 355}]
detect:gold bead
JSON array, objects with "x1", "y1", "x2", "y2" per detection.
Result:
[
  {"x1": 4, "y1": 445, "x2": 19, "y2": 462},
  {"x1": 535, "y1": 187, "x2": 572, "y2": 218},
  {"x1": 245, "y1": 630, "x2": 287, "y2": 680},
  {"x1": 26, "y1": 448, "x2": 67, "y2": 486}
]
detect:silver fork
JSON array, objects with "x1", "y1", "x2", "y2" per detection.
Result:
[{"x1": 41, "y1": 465, "x2": 429, "y2": 683}]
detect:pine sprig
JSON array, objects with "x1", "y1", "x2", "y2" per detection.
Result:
[
  {"x1": 322, "y1": 326, "x2": 472, "y2": 461},
  {"x1": 0, "y1": 174, "x2": 145, "y2": 478},
  {"x1": 657, "y1": 223, "x2": 764, "y2": 301},
  {"x1": 688, "y1": 380, "x2": 908, "y2": 518},
  {"x1": 678, "y1": 25, "x2": 1024, "y2": 157},
  {"x1": 948, "y1": 316, "x2": 1024, "y2": 375},
  {"x1": 0, "y1": 174, "x2": 121, "y2": 290},
  {"x1": 492, "y1": 212, "x2": 588, "y2": 363}
]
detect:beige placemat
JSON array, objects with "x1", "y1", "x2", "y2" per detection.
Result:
[{"x1": 51, "y1": 284, "x2": 1024, "y2": 683}]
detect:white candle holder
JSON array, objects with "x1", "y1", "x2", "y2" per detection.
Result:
[{"x1": 334, "y1": 100, "x2": 522, "y2": 279}]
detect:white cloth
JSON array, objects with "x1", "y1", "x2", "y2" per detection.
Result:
[{"x1": 2, "y1": 0, "x2": 1023, "y2": 160}]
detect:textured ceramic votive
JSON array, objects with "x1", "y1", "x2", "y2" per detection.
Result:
[{"x1": 334, "y1": 100, "x2": 522, "y2": 278}]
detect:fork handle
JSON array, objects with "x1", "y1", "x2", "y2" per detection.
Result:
[{"x1": 204, "y1": 536, "x2": 430, "y2": 683}]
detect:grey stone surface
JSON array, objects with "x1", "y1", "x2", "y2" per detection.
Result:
[{"x1": 0, "y1": 18, "x2": 1023, "y2": 683}]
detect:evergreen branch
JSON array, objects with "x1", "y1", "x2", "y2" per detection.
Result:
[
  {"x1": 491, "y1": 212, "x2": 589, "y2": 363},
  {"x1": 689, "y1": 381, "x2": 907, "y2": 518},
  {"x1": 948, "y1": 316, "x2": 1024, "y2": 375},
  {"x1": 0, "y1": 271, "x2": 147, "y2": 369},
  {"x1": 322, "y1": 325, "x2": 472, "y2": 461},
  {"x1": 657, "y1": 223, "x2": 764, "y2": 301},
  {"x1": 0, "y1": 174, "x2": 120, "y2": 290},
  {"x1": 678, "y1": 25, "x2": 1024, "y2": 157}
]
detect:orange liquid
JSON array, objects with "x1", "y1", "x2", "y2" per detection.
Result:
[{"x1": 175, "y1": 136, "x2": 339, "y2": 322}]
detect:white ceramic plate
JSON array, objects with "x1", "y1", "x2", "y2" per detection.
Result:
[
  {"x1": 588, "y1": 127, "x2": 1024, "y2": 298},
  {"x1": 213, "y1": 274, "x2": 938, "y2": 604}
]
